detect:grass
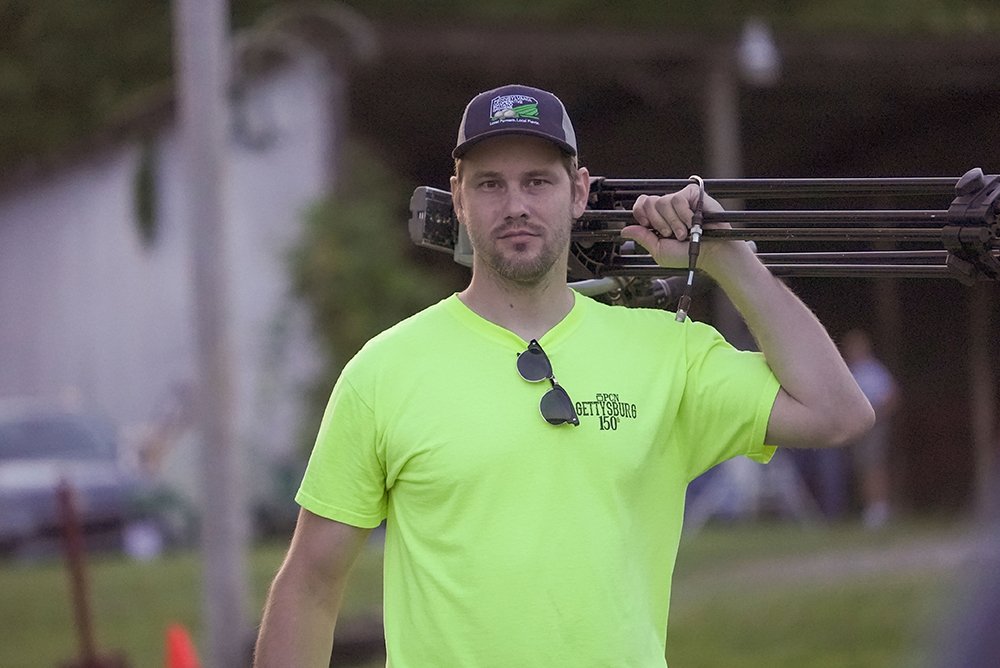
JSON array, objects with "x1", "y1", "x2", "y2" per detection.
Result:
[
  {"x1": 0, "y1": 519, "x2": 984, "y2": 667},
  {"x1": 0, "y1": 539, "x2": 386, "y2": 668},
  {"x1": 667, "y1": 520, "x2": 977, "y2": 667},
  {"x1": 670, "y1": 578, "x2": 939, "y2": 667}
]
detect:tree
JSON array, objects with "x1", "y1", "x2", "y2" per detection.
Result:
[
  {"x1": 290, "y1": 141, "x2": 463, "y2": 439},
  {"x1": 3, "y1": 0, "x2": 999, "y2": 172}
]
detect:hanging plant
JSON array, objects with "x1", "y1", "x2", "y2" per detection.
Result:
[{"x1": 133, "y1": 137, "x2": 158, "y2": 247}]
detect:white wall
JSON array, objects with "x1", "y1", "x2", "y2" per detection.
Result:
[{"x1": 0, "y1": 54, "x2": 338, "y2": 482}]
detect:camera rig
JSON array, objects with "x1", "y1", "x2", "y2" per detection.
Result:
[{"x1": 409, "y1": 167, "x2": 999, "y2": 308}]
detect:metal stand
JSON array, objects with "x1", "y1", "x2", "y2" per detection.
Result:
[
  {"x1": 683, "y1": 452, "x2": 824, "y2": 534},
  {"x1": 410, "y1": 167, "x2": 1000, "y2": 291}
]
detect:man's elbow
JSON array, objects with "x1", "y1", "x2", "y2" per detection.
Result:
[{"x1": 827, "y1": 397, "x2": 876, "y2": 448}]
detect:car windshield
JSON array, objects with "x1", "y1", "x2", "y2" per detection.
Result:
[{"x1": 0, "y1": 415, "x2": 117, "y2": 461}]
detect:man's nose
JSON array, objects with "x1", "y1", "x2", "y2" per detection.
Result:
[{"x1": 502, "y1": 187, "x2": 530, "y2": 219}]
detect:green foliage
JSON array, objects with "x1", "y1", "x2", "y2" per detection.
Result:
[
  {"x1": 0, "y1": 0, "x2": 173, "y2": 170},
  {"x1": 133, "y1": 138, "x2": 159, "y2": 246},
  {"x1": 0, "y1": 0, "x2": 312, "y2": 171},
  {"x1": 345, "y1": 0, "x2": 1000, "y2": 32},
  {"x1": 2, "y1": 0, "x2": 999, "y2": 171},
  {"x1": 290, "y1": 141, "x2": 460, "y2": 400},
  {"x1": 771, "y1": 0, "x2": 1000, "y2": 33}
]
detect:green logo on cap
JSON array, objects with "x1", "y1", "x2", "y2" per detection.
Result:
[
  {"x1": 491, "y1": 102, "x2": 538, "y2": 121},
  {"x1": 490, "y1": 94, "x2": 540, "y2": 122}
]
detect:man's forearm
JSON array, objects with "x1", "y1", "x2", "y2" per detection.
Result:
[
  {"x1": 254, "y1": 565, "x2": 341, "y2": 667},
  {"x1": 255, "y1": 511, "x2": 372, "y2": 667}
]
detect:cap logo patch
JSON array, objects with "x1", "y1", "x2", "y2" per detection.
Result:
[{"x1": 489, "y1": 94, "x2": 540, "y2": 125}]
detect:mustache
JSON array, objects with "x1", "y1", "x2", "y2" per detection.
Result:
[{"x1": 494, "y1": 220, "x2": 545, "y2": 237}]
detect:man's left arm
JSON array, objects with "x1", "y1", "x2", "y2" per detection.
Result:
[{"x1": 623, "y1": 186, "x2": 875, "y2": 448}]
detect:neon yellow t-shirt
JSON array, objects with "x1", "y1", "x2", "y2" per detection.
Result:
[{"x1": 297, "y1": 292, "x2": 779, "y2": 667}]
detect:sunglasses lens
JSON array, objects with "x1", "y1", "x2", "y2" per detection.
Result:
[
  {"x1": 516, "y1": 345, "x2": 551, "y2": 382},
  {"x1": 517, "y1": 340, "x2": 578, "y2": 427},
  {"x1": 540, "y1": 385, "x2": 580, "y2": 426}
]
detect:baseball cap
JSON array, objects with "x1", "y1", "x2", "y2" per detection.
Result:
[{"x1": 453, "y1": 84, "x2": 577, "y2": 159}]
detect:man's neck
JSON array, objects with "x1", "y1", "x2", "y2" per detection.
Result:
[{"x1": 458, "y1": 271, "x2": 575, "y2": 343}]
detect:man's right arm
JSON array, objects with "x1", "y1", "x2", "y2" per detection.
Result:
[{"x1": 254, "y1": 508, "x2": 373, "y2": 668}]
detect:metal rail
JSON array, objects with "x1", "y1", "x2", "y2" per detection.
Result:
[{"x1": 408, "y1": 167, "x2": 1000, "y2": 285}]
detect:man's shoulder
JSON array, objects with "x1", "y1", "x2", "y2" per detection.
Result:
[
  {"x1": 575, "y1": 294, "x2": 734, "y2": 357},
  {"x1": 363, "y1": 296, "x2": 455, "y2": 349},
  {"x1": 577, "y1": 294, "x2": 687, "y2": 332}
]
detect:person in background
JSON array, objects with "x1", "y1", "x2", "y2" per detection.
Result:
[{"x1": 842, "y1": 328, "x2": 899, "y2": 529}]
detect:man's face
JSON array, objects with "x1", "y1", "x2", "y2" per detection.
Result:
[{"x1": 451, "y1": 135, "x2": 588, "y2": 285}]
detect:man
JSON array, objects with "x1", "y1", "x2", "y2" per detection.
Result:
[{"x1": 254, "y1": 84, "x2": 874, "y2": 667}]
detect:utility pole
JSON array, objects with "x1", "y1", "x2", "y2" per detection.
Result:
[{"x1": 171, "y1": 1, "x2": 250, "y2": 666}]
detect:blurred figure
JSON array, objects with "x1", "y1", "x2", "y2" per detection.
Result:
[{"x1": 842, "y1": 328, "x2": 899, "y2": 529}]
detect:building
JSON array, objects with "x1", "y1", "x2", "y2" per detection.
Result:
[{"x1": 0, "y1": 8, "x2": 374, "y2": 522}]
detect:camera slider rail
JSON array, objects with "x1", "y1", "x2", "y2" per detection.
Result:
[{"x1": 408, "y1": 168, "x2": 999, "y2": 285}]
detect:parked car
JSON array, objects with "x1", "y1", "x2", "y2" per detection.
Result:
[{"x1": 0, "y1": 399, "x2": 156, "y2": 557}]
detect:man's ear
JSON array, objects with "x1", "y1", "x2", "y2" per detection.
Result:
[
  {"x1": 572, "y1": 166, "x2": 590, "y2": 219},
  {"x1": 449, "y1": 174, "x2": 464, "y2": 225}
]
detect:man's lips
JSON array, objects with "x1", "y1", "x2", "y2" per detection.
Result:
[{"x1": 497, "y1": 227, "x2": 541, "y2": 241}]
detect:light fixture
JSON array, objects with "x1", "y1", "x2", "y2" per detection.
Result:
[{"x1": 738, "y1": 18, "x2": 781, "y2": 87}]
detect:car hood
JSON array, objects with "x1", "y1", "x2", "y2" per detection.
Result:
[{"x1": 0, "y1": 459, "x2": 126, "y2": 493}]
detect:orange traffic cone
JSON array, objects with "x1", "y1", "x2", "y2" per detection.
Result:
[{"x1": 165, "y1": 623, "x2": 200, "y2": 668}]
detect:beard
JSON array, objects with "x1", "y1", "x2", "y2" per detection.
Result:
[{"x1": 468, "y1": 215, "x2": 573, "y2": 285}]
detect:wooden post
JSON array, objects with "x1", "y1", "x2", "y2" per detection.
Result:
[{"x1": 57, "y1": 479, "x2": 129, "y2": 668}]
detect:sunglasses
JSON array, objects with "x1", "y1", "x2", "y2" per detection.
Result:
[{"x1": 516, "y1": 339, "x2": 580, "y2": 426}]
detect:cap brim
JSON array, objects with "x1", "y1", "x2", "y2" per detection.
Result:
[{"x1": 453, "y1": 128, "x2": 576, "y2": 159}]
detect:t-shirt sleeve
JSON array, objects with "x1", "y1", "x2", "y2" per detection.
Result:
[
  {"x1": 678, "y1": 321, "x2": 781, "y2": 481},
  {"x1": 295, "y1": 372, "x2": 388, "y2": 528}
]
